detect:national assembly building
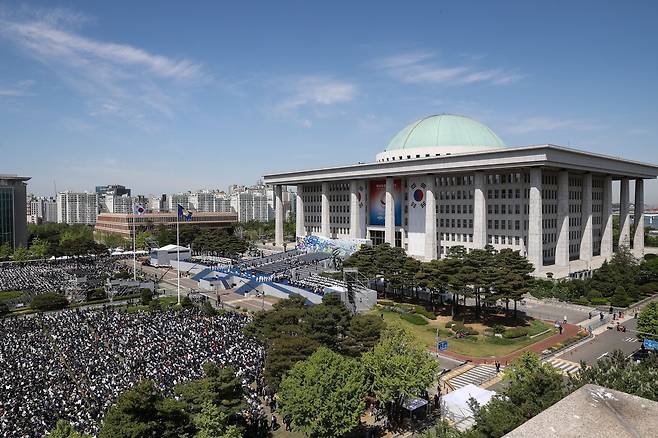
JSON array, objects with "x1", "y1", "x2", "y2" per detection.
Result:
[{"x1": 263, "y1": 114, "x2": 658, "y2": 278}]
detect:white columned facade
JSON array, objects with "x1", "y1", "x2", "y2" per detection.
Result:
[
  {"x1": 384, "y1": 177, "x2": 395, "y2": 245},
  {"x1": 274, "y1": 185, "x2": 284, "y2": 247},
  {"x1": 321, "y1": 182, "x2": 330, "y2": 237},
  {"x1": 619, "y1": 178, "x2": 631, "y2": 248},
  {"x1": 580, "y1": 173, "x2": 593, "y2": 262},
  {"x1": 349, "y1": 180, "x2": 361, "y2": 238},
  {"x1": 295, "y1": 185, "x2": 305, "y2": 239},
  {"x1": 555, "y1": 170, "x2": 570, "y2": 267},
  {"x1": 424, "y1": 175, "x2": 437, "y2": 260},
  {"x1": 634, "y1": 178, "x2": 645, "y2": 256},
  {"x1": 527, "y1": 168, "x2": 543, "y2": 271},
  {"x1": 473, "y1": 172, "x2": 487, "y2": 249},
  {"x1": 601, "y1": 175, "x2": 614, "y2": 259}
]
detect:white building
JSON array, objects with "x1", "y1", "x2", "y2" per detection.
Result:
[
  {"x1": 148, "y1": 195, "x2": 167, "y2": 213},
  {"x1": 167, "y1": 193, "x2": 190, "y2": 211},
  {"x1": 230, "y1": 189, "x2": 270, "y2": 222},
  {"x1": 213, "y1": 193, "x2": 234, "y2": 213},
  {"x1": 264, "y1": 114, "x2": 658, "y2": 278},
  {"x1": 102, "y1": 194, "x2": 133, "y2": 214},
  {"x1": 57, "y1": 192, "x2": 98, "y2": 225},
  {"x1": 28, "y1": 196, "x2": 57, "y2": 223},
  {"x1": 188, "y1": 191, "x2": 215, "y2": 212}
]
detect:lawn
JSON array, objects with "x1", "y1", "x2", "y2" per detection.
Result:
[{"x1": 373, "y1": 308, "x2": 557, "y2": 358}]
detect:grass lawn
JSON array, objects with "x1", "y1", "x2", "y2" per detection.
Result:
[{"x1": 373, "y1": 308, "x2": 557, "y2": 358}]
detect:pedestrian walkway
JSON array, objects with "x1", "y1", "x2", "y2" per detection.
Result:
[
  {"x1": 545, "y1": 358, "x2": 581, "y2": 375},
  {"x1": 447, "y1": 365, "x2": 500, "y2": 390}
]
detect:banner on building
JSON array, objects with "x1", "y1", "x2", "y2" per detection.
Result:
[{"x1": 369, "y1": 179, "x2": 401, "y2": 226}]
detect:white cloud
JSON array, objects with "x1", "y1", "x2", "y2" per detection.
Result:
[
  {"x1": 276, "y1": 76, "x2": 357, "y2": 112},
  {"x1": 0, "y1": 7, "x2": 207, "y2": 121},
  {"x1": 0, "y1": 79, "x2": 35, "y2": 97},
  {"x1": 504, "y1": 117, "x2": 601, "y2": 135},
  {"x1": 373, "y1": 50, "x2": 522, "y2": 86}
]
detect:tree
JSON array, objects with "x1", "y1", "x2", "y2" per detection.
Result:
[
  {"x1": 193, "y1": 402, "x2": 241, "y2": 438},
  {"x1": 340, "y1": 313, "x2": 386, "y2": 357},
  {"x1": 302, "y1": 294, "x2": 351, "y2": 350},
  {"x1": 175, "y1": 363, "x2": 246, "y2": 418},
  {"x1": 570, "y1": 350, "x2": 658, "y2": 401},
  {"x1": 46, "y1": 420, "x2": 90, "y2": 438},
  {"x1": 264, "y1": 335, "x2": 319, "y2": 391},
  {"x1": 279, "y1": 347, "x2": 367, "y2": 438},
  {"x1": 468, "y1": 352, "x2": 566, "y2": 437},
  {"x1": 11, "y1": 246, "x2": 31, "y2": 261},
  {"x1": 0, "y1": 241, "x2": 12, "y2": 260},
  {"x1": 140, "y1": 288, "x2": 153, "y2": 305},
  {"x1": 135, "y1": 231, "x2": 153, "y2": 250},
  {"x1": 31, "y1": 293, "x2": 68, "y2": 311},
  {"x1": 29, "y1": 237, "x2": 51, "y2": 259},
  {"x1": 362, "y1": 326, "x2": 438, "y2": 425},
  {"x1": 100, "y1": 380, "x2": 193, "y2": 438},
  {"x1": 637, "y1": 302, "x2": 658, "y2": 340}
]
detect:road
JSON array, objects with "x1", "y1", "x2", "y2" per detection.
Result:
[
  {"x1": 560, "y1": 318, "x2": 641, "y2": 365},
  {"x1": 515, "y1": 298, "x2": 593, "y2": 324}
]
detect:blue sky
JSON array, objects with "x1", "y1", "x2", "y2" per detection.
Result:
[{"x1": 1, "y1": 1, "x2": 657, "y2": 203}]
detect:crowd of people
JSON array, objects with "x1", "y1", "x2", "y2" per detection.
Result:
[
  {"x1": 0, "y1": 307, "x2": 264, "y2": 437},
  {"x1": 0, "y1": 257, "x2": 125, "y2": 297}
]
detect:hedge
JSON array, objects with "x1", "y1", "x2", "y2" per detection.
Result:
[
  {"x1": 31, "y1": 293, "x2": 69, "y2": 311},
  {"x1": 0, "y1": 291, "x2": 24, "y2": 301},
  {"x1": 503, "y1": 327, "x2": 528, "y2": 339},
  {"x1": 400, "y1": 313, "x2": 428, "y2": 325}
]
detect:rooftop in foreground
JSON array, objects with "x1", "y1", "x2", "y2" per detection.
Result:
[{"x1": 503, "y1": 384, "x2": 658, "y2": 438}]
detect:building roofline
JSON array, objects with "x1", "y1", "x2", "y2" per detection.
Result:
[
  {"x1": 263, "y1": 144, "x2": 658, "y2": 185},
  {"x1": 0, "y1": 174, "x2": 31, "y2": 182}
]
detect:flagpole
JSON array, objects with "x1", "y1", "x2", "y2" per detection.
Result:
[
  {"x1": 176, "y1": 213, "x2": 181, "y2": 306},
  {"x1": 132, "y1": 208, "x2": 137, "y2": 281}
]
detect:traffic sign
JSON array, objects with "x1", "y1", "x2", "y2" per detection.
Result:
[
  {"x1": 643, "y1": 339, "x2": 658, "y2": 350},
  {"x1": 438, "y1": 340, "x2": 448, "y2": 351}
]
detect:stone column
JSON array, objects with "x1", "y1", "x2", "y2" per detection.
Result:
[
  {"x1": 384, "y1": 177, "x2": 395, "y2": 245},
  {"x1": 424, "y1": 175, "x2": 437, "y2": 260},
  {"x1": 619, "y1": 178, "x2": 631, "y2": 248},
  {"x1": 349, "y1": 180, "x2": 361, "y2": 238},
  {"x1": 580, "y1": 173, "x2": 593, "y2": 262},
  {"x1": 295, "y1": 185, "x2": 305, "y2": 239},
  {"x1": 527, "y1": 168, "x2": 543, "y2": 271},
  {"x1": 634, "y1": 178, "x2": 645, "y2": 256},
  {"x1": 601, "y1": 176, "x2": 613, "y2": 259},
  {"x1": 555, "y1": 170, "x2": 570, "y2": 267},
  {"x1": 321, "y1": 182, "x2": 330, "y2": 238},
  {"x1": 473, "y1": 172, "x2": 487, "y2": 249},
  {"x1": 274, "y1": 185, "x2": 284, "y2": 247}
]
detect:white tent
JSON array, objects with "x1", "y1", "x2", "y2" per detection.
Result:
[{"x1": 442, "y1": 384, "x2": 496, "y2": 431}]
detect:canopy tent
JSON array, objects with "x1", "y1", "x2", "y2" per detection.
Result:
[{"x1": 442, "y1": 384, "x2": 496, "y2": 431}]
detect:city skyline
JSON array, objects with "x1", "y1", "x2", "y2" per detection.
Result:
[{"x1": 1, "y1": 1, "x2": 658, "y2": 201}]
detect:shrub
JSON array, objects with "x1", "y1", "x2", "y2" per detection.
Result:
[
  {"x1": 414, "y1": 305, "x2": 436, "y2": 320},
  {"x1": 400, "y1": 313, "x2": 428, "y2": 325},
  {"x1": 31, "y1": 293, "x2": 68, "y2": 311},
  {"x1": 639, "y1": 283, "x2": 658, "y2": 295},
  {"x1": 180, "y1": 296, "x2": 194, "y2": 309},
  {"x1": 0, "y1": 291, "x2": 24, "y2": 301},
  {"x1": 148, "y1": 299, "x2": 161, "y2": 312},
  {"x1": 86, "y1": 288, "x2": 107, "y2": 302},
  {"x1": 378, "y1": 299, "x2": 395, "y2": 307},
  {"x1": 492, "y1": 324, "x2": 506, "y2": 335},
  {"x1": 589, "y1": 297, "x2": 609, "y2": 305},
  {"x1": 201, "y1": 300, "x2": 218, "y2": 316},
  {"x1": 140, "y1": 288, "x2": 153, "y2": 305},
  {"x1": 503, "y1": 327, "x2": 528, "y2": 339},
  {"x1": 0, "y1": 302, "x2": 8, "y2": 316}
]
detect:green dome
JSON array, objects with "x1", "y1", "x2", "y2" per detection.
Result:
[{"x1": 385, "y1": 114, "x2": 505, "y2": 152}]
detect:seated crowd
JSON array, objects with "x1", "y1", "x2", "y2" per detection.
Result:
[{"x1": 0, "y1": 307, "x2": 264, "y2": 437}]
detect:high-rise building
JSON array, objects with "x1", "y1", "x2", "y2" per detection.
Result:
[
  {"x1": 57, "y1": 192, "x2": 98, "y2": 225},
  {"x1": 95, "y1": 184, "x2": 131, "y2": 197},
  {"x1": 188, "y1": 191, "x2": 215, "y2": 212},
  {"x1": 167, "y1": 193, "x2": 190, "y2": 211},
  {"x1": 27, "y1": 195, "x2": 58, "y2": 223},
  {"x1": 0, "y1": 174, "x2": 30, "y2": 249},
  {"x1": 148, "y1": 194, "x2": 167, "y2": 213},
  {"x1": 213, "y1": 192, "x2": 234, "y2": 213},
  {"x1": 102, "y1": 194, "x2": 133, "y2": 214}
]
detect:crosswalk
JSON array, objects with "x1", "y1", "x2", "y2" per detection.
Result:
[
  {"x1": 448, "y1": 365, "x2": 500, "y2": 389},
  {"x1": 624, "y1": 336, "x2": 638, "y2": 343},
  {"x1": 545, "y1": 358, "x2": 581, "y2": 375}
]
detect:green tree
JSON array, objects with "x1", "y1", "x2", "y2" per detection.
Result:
[
  {"x1": 46, "y1": 420, "x2": 90, "y2": 438},
  {"x1": 265, "y1": 335, "x2": 320, "y2": 391},
  {"x1": 637, "y1": 302, "x2": 658, "y2": 340},
  {"x1": 570, "y1": 350, "x2": 658, "y2": 401},
  {"x1": 279, "y1": 347, "x2": 367, "y2": 438},
  {"x1": 11, "y1": 246, "x2": 31, "y2": 261},
  {"x1": 340, "y1": 313, "x2": 386, "y2": 357},
  {"x1": 29, "y1": 237, "x2": 51, "y2": 258},
  {"x1": 193, "y1": 402, "x2": 241, "y2": 438},
  {"x1": 135, "y1": 231, "x2": 153, "y2": 250},
  {"x1": 0, "y1": 241, "x2": 12, "y2": 260},
  {"x1": 31, "y1": 293, "x2": 68, "y2": 311},
  {"x1": 175, "y1": 364, "x2": 246, "y2": 417},
  {"x1": 362, "y1": 326, "x2": 438, "y2": 425},
  {"x1": 302, "y1": 294, "x2": 351, "y2": 350},
  {"x1": 100, "y1": 380, "x2": 193, "y2": 438}
]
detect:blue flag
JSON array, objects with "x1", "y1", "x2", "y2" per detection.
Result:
[{"x1": 177, "y1": 204, "x2": 193, "y2": 221}]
